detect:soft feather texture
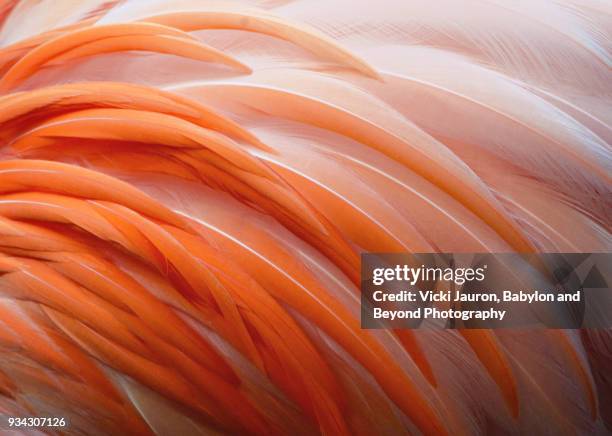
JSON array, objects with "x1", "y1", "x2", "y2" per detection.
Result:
[{"x1": 0, "y1": 0, "x2": 609, "y2": 435}]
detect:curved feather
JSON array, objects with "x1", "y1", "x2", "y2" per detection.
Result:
[{"x1": 0, "y1": 22, "x2": 250, "y2": 91}]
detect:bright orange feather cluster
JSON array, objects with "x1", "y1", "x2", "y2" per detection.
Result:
[{"x1": 0, "y1": 1, "x2": 609, "y2": 435}]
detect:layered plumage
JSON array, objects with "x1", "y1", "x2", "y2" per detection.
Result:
[{"x1": 0, "y1": 0, "x2": 609, "y2": 434}]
